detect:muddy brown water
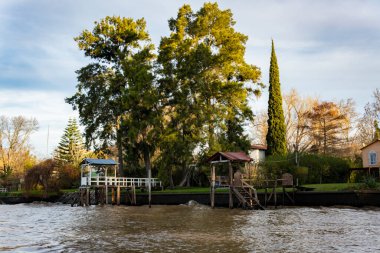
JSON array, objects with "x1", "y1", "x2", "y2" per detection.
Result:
[{"x1": 0, "y1": 203, "x2": 380, "y2": 252}]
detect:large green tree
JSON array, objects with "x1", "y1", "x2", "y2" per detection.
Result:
[
  {"x1": 266, "y1": 40, "x2": 287, "y2": 156},
  {"x1": 157, "y1": 3, "x2": 262, "y2": 183},
  {"x1": 54, "y1": 118, "x2": 85, "y2": 167},
  {"x1": 66, "y1": 16, "x2": 156, "y2": 176}
]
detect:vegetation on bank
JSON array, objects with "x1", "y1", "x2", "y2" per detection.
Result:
[{"x1": 2, "y1": 182, "x2": 380, "y2": 199}]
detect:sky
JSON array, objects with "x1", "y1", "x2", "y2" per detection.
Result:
[{"x1": 0, "y1": 0, "x2": 379, "y2": 158}]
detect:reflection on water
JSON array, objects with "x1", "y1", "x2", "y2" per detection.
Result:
[{"x1": 1, "y1": 203, "x2": 380, "y2": 252}]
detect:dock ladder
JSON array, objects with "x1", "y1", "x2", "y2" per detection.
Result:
[{"x1": 232, "y1": 181, "x2": 265, "y2": 210}]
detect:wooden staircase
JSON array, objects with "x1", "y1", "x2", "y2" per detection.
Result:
[{"x1": 232, "y1": 181, "x2": 265, "y2": 210}]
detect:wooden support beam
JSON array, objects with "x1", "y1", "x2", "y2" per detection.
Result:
[
  {"x1": 132, "y1": 185, "x2": 136, "y2": 205},
  {"x1": 117, "y1": 186, "x2": 120, "y2": 205},
  {"x1": 111, "y1": 187, "x2": 115, "y2": 205},
  {"x1": 86, "y1": 188, "x2": 90, "y2": 206},
  {"x1": 105, "y1": 185, "x2": 108, "y2": 205},
  {"x1": 228, "y1": 161, "x2": 233, "y2": 209},
  {"x1": 210, "y1": 165, "x2": 215, "y2": 209},
  {"x1": 125, "y1": 188, "x2": 130, "y2": 205}
]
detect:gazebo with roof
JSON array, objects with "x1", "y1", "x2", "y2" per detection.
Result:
[{"x1": 207, "y1": 151, "x2": 264, "y2": 210}]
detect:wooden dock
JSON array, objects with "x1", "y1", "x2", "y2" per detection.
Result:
[{"x1": 78, "y1": 158, "x2": 162, "y2": 206}]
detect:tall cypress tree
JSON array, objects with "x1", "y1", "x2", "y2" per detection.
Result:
[
  {"x1": 266, "y1": 40, "x2": 287, "y2": 156},
  {"x1": 54, "y1": 118, "x2": 85, "y2": 167},
  {"x1": 374, "y1": 120, "x2": 380, "y2": 140}
]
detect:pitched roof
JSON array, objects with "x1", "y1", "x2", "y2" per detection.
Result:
[
  {"x1": 360, "y1": 139, "x2": 380, "y2": 150},
  {"x1": 250, "y1": 144, "x2": 267, "y2": 150},
  {"x1": 207, "y1": 152, "x2": 252, "y2": 163},
  {"x1": 81, "y1": 158, "x2": 118, "y2": 166}
]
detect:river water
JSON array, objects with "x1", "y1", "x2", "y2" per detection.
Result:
[{"x1": 0, "y1": 203, "x2": 380, "y2": 253}]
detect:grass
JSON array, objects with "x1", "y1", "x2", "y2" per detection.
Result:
[
  {"x1": 302, "y1": 183, "x2": 359, "y2": 192},
  {"x1": 0, "y1": 189, "x2": 62, "y2": 197},
  {"x1": 150, "y1": 183, "x2": 363, "y2": 194},
  {"x1": 0, "y1": 183, "x2": 374, "y2": 197}
]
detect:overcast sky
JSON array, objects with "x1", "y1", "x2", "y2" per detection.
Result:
[{"x1": 0, "y1": 0, "x2": 379, "y2": 158}]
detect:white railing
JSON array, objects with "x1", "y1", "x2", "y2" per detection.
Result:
[
  {"x1": 0, "y1": 187, "x2": 7, "y2": 193},
  {"x1": 82, "y1": 176, "x2": 162, "y2": 188}
]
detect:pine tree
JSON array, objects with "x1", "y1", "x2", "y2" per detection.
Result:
[
  {"x1": 266, "y1": 40, "x2": 287, "y2": 156},
  {"x1": 54, "y1": 118, "x2": 85, "y2": 167}
]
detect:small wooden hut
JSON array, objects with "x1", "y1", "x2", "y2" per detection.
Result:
[{"x1": 207, "y1": 152, "x2": 264, "y2": 210}]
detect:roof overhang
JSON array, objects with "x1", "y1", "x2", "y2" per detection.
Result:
[
  {"x1": 207, "y1": 152, "x2": 252, "y2": 163},
  {"x1": 81, "y1": 158, "x2": 118, "y2": 166},
  {"x1": 360, "y1": 139, "x2": 380, "y2": 150}
]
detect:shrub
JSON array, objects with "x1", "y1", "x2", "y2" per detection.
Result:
[
  {"x1": 361, "y1": 176, "x2": 378, "y2": 189},
  {"x1": 24, "y1": 159, "x2": 58, "y2": 196},
  {"x1": 259, "y1": 153, "x2": 351, "y2": 184}
]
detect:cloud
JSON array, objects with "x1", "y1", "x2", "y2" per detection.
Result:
[
  {"x1": 1, "y1": 0, "x2": 380, "y2": 157},
  {"x1": 0, "y1": 89, "x2": 77, "y2": 158}
]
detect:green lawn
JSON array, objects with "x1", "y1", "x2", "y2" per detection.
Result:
[
  {"x1": 0, "y1": 183, "x2": 370, "y2": 197},
  {"x1": 151, "y1": 183, "x2": 362, "y2": 194},
  {"x1": 302, "y1": 183, "x2": 359, "y2": 191}
]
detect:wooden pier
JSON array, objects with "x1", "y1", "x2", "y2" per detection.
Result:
[
  {"x1": 208, "y1": 152, "x2": 265, "y2": 210},
  {"x1": 78, "y1": 158, "x2": 162, "y2": 206}
]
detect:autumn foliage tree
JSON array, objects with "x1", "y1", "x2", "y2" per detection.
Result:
[
  {"x1": 305, "y1": 102, "x2": 348, "y2": 155},
  {"x1": 0, "y1": 116, "x2": 38, "y2": 185}
]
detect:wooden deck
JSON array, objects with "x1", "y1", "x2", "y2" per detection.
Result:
[{"x1": 81, "y1": 176, "x2": 162, "y2": 188}]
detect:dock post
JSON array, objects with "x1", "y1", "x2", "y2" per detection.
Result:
[
  {"x1": 125, "y1": 188, "x2": 130, "y2": 205},
  {"x1": 132, "y1": 185, "x2": 136, "y2": 205},
  {"x1": 211, "y1": 165, "x2": 215, "y2": 208},
  {"x1": 228, "y1": 161, "x2": 233, "y2": 209},
  {"x1": 105, "y1": 185, "x2": 108, "y2": 205},
  {"x1": 117, "y1": 186, "x2": 120, "y2": 205},
  {"x1": 99, "y1": 187, "x2": 105, "y2": 205},
  {"x1": 111, "y1": 187, "x2": 115, "y2": 205},
  {"x1": 274, "y1": 180, "x2": 277, "y2": 208},
  {"x1": 86, "y1": 187, "x2": 90, "y2": 206}
]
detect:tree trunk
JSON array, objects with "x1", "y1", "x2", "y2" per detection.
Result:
[
  {"x1": 116, "y1": 129, "x2": 124, "y2": 177},
  {"x1": 143, "y1": 144, "x2": 151, "y2": 178},
  {"x1": 169, "y1": 167, "x2": 174, "y2": 189}
]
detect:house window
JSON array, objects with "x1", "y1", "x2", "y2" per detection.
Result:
[{"x1": 369, "y1": 152, "x2": 377, "y2": 165}]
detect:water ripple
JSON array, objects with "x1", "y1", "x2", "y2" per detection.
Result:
[{"x1": 0, "y1": 203, "x2": 380, "y2": 252}]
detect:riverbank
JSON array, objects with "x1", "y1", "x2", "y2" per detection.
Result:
[{"x1": 2, "y1": 190, "x2": 380, "y2": 207}]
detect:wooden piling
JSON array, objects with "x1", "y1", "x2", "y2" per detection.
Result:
[
  {"x1": 132, "y1": 185, "x2": 136, "y2": 205},
  {"x1": 111, "y1": 187, "x2": 115, "y2": 205},
  {"x1": 228, "y1": 161, "x2": 233, "y2": 209},
  {"x1": 105, "y1": 185, "x2": 108, "y2": 205},
  {"x1": 117, "y1": 186, "x2": 120, "y2": 205},
  {"x1": 210, "y1": 165, "x2": 215, "y2": 208},
  {"x1": 86, "y1": 187, "x2": 90, "y2": 206}
]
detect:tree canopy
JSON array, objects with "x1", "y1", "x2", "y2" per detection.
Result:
[
  {"x1": 67, "y1": 4, "x2": 263, "y2": 186},
  {"x1": 156, "y1": 3, "x2": 262, "y2": 185},
  {"x1": 66, "y1": 16, "x2": 156, "y2": 176}
]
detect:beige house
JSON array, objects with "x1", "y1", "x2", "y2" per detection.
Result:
[{"x1": 361, "y1": 139, "x2": 380, "y2": 168}]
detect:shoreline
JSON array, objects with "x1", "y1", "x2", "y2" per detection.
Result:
[{"x1": 2, "y1": 191, "x2": 380, "y2": 207}]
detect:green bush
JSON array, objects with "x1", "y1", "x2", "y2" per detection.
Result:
[
  {"x1": 260, "y1": 153, "x2": 351, "y2": 184},
  {"x1": 361, "y1": 176, "x2": 378, "y2": 189}
]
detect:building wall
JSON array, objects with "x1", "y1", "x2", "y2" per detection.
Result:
[
  {"x1": 249, "y1": 149, "x2": 266, "y2": 163},
  {"x1": 362, "y1": 141, "x2": 380, "y2": 167}
]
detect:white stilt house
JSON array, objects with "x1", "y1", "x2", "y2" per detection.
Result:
[{"x1": 80, "y1": 158, "x2": 162, "y2": 188}]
